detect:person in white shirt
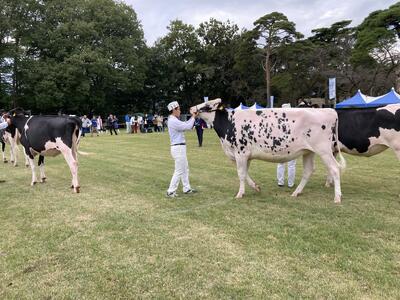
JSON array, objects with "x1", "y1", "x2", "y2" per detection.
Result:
[
  {"x1": 166, "y1": 101, "x2": 198, "y2": 197},
  {"x1": 277, "y1": 103, "x2": 296, "y2": 187},
  {"x1": 0, "y1": 115, "x2": 10, "y2": 130}
]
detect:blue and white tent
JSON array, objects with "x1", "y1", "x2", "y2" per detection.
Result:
[
  {"x1": 235, "y1": 103, "x2": 249, "y2": 110},
  {"x1": 367, "y1": 87, "x2": 400, "y2": 107},
  {"x1": 249, "y1": 103, "x2": 265, "y2": 110},
  {"x1": 335, "y1": 90, "x2": 378, "y2": 108}
]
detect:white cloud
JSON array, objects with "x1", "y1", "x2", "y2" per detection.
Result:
[{"x1": 124, "y1": 0, "x2": 398, "y2": 45}]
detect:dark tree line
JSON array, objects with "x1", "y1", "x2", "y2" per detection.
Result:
[{"x1": 0, "y1": 0, "x2": 399, "y2": 115}]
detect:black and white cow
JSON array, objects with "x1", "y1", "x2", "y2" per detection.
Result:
[
  {"x1": 191, "y1": 99, "x2": 346, "y2": 203},
  {"x1": 8, "y1": 109, "x2": 82, "y2": 192},
  {"x1": 325, "y1": 104, "x2": 400, "y2": 186},
  {"x1": 1, "y1": 125, "x2": 29, "y2": 167}
]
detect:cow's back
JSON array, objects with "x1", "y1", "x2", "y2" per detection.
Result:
[
  {"x1": 25, "y1": 116, "x2": 80, "y2": 153},
  {"x1": 221, "y1": 108, "x2": 338, "y2": 162}
]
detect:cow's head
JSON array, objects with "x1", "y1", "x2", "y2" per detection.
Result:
[{"x1": 190, "y1": 98, "x2": 224, "y2": 125}]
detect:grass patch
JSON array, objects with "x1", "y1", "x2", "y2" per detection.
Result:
[{"x1": 0, "y1": 130, "x2": 399, "y2": 298}]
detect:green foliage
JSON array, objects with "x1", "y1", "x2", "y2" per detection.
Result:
[{"x1": 0, "y1": 1, "x2": 399, "y2": 112}]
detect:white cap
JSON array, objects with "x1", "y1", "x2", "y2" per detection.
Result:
[
  {"x1": 282, "y1": 103, "x2": 291, "y2": 108},
  {"x1": 167, "y1": 101, "x2": 179, "y2": 111}
]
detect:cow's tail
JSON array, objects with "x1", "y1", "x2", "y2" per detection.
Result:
[
  {"x1": 77, "y1": 150, "x2": 90, "y2": 156},
  {"x1": 334, "y1": 118, "x2": 346, "y2": 173}
]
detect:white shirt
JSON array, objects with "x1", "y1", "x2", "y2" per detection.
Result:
[
  {"x1": 0, "y1": 116, "x2": 8, "y2": 130},
  {"x1": 167, "y1": 115, "x2": 195, "y2": 145}
]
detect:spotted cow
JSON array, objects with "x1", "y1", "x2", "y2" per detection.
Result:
[
  {"x1": 1, "y1": 125, "x2": 29, "y2": 167},
  {"x1": 191, "y1": 98, "x2": 346, "y2": 203},
  {"x1": 325, "y1": 104, "x2": 400, "y2": 186},
  {"x1": 8, "y1": 109, "x2": 82, "y2": 192}
]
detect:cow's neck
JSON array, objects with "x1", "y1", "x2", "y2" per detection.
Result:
[
  {"x1": 11, "y1": 116, "x2": 29, "y2": 133},
  {"x1": 213, "y1": 109, "x2": 236, "y2": 141}
]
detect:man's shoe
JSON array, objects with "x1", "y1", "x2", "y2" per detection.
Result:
[
  {"x1": 184, "y1": 189, "x2": 197, "y2": 194},
  {"x1": 166, "y1": 191, "x2": 178, "y2": 198},
  {"x1": 278, "y1": 184, "x2": 284, "y2": 187}
]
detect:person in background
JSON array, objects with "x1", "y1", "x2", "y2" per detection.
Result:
[
  {"x1": 112, "y1": 115, "x2": 119, "y2": 134},
  {"x1": 277, "y1": 103, "x2": 296, "y2": 188},
  {"x1": 137, "y1": 115, "x2": 143, "y2": 133},
  {"x1": 130, "y1": 115, "x2": 138, "y2": 134},
  {"x1": 107, "y1": 114, "x2": 117, "y2": 135},
  {"x1": 166, "y1": 101, "x2": 198, "y2": 198},
  {"x1": 91, "y1": 116, "x2": 99, "y2": 137},
  {"x1": 125, "y1": 113, "x2": 131, "y2": 134},
  {"x1": 81, "y1": 115, "x2": 91, "y2": 137},
  {"x1": 194, "y1": 117, "x2": 206, "y2": 147},
  {"x1": 0, "y1": 115, "x2": 10, "y2": 181},
  {"x1": 97, "y1": 115, "x2": 103, "y2": 134},
  {"x1": 156, "y1": 115, "x2": 163, "y2": 133}
]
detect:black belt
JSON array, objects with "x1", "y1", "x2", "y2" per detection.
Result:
[{"x1": 171, "y1": 143, "x2": 186, "y2": 146}]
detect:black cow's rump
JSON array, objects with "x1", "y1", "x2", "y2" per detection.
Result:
[{"x1": 337, "y1": 108, "x2": 400, "y2": 153}]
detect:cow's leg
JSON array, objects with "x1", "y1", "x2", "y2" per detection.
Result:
[
  {"x1": 246, "y1": 160, "x2": 260, "y2": 192},
  {"x1": 235, "y1": 156, "x2": 249, "y2": 198},
  {"x1": 38, "y1": 155, "x2": 46, "y2": 182},
  {"x1": 324, "y1": 152, "x2": 337, "y2": 187},
  {"x1": 9, "y1": 140, "x2": 17, "y2": 166},
  {"x1": 61, "y1": 149, "x2": 79, "y2": 193},
  {"x1": 24, "y1": 153, "x2": 29, "y2": 167},
  {"x1": 320, "y1": 154, "x2": 342, "y2": 203},
  {"x1": 292, "y1": 153, "x2": 315, "y2": 197},
  {"x1": 27, "y1": 155, "x2": 38, "y2": 186},
  {"x1": 1, "y1": 141, "x2": 7, "y2": 163}
]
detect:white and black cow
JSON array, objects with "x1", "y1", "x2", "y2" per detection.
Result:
[
  {"x1": 191, "y1": 99, "x2": 346, "y2": 203},
  {"x1": 325, "y1": 104, "x2": 400, "y2": 186},
  {"x1": 1, "y1": 125, "x2": 29, "y2": 167},
  {"x1": 8, "y1": 109, "x2": 82, "y2": 192}
]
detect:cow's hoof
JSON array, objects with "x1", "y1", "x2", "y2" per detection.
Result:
[
  {"x1": 255, "y1": 185, "x2": 261, "y2": 192},
  {"x1": 25, "y1": 164, "x2": 29, "y2": 168},
  {"x1": 291, "y1": 192, "x2": 300, "y2": 197},
  {"x1": 31, "y1": 182, "x2": 37, "y2": 186},
  {"x1": 235, "y1": 193, "x2": 244, "y2": 199},
  {"x1": 40, "y1": 177, "x2": 46, "y2": 183},
  {"x1": 74, "y1": 186, "x2": 80, "y2": 193},
  {"x1": 334, "y1": 197, "x2": 341, "y2": 204},
  {"x1": 3, "y1": 160, "x2": 8, "y2": 163},
  {"x1": 325, "y1": 182, "x2": 332, "y2": 188}
]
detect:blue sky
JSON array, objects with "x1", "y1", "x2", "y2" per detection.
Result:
[{"x1": 123, "y1": 0, "x2": 397, "y2": 45}]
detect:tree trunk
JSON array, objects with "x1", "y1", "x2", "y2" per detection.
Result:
[
  {"x1": 395, "y1": 64, "x2": 400, "y2": 93},
  {"x1": 265, "y1": 48, "x2": 271, "y2": 107},
  {"x1": 12, "y1": 37, "x2": 19, "y2": 108}
]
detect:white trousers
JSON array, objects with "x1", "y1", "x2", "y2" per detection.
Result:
[
  {"x1": 126, "y1": 122, "x2": 131, "y2": 133},
  {"x1": 167, "y1": 145, "x2": 191, "y2": 193},
  {"x1": 277, "y1": 160, "x2": 296, "y2": 187}
]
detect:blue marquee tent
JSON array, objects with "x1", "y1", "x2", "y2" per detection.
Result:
[
  {"x1": 249, "y1": 103, "x2": 265, "y2": 110},
  {"x1": 367, "y1": 88, "x2": 400, "y2": 107},
  {"x1": 235, "y1": 102, "x2": 249, "y2": 110},
  {"x1": 335, "y1": 90, "x2": 374, "y2": 108}
]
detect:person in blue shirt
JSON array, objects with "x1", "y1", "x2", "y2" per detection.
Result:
[
  {"x1": 125, "y1": 114, "x2": 131, "y2": 134},
  {"x1": 91, "y1": 116, "x2": 99, "y2": 137},
  {"x1": 166, "y1": 101, "x2": 198, "y2": 198}
]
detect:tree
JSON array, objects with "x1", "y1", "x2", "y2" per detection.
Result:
[
  {"x1": 353, "y1": 2, "x2": 400, "y2": 92},
  {"x1": 154, "y1": 20, "x2": 202, "y2": 110},
  {"x1": 252, "y1": 12, "x2": 303, "y2": 106},
  {"x1": 196, "y1": 18, "x2": 240, "y2": 101}
]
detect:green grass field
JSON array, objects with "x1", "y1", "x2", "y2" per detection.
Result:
[{"x1": 1, "y1": 130, "x2": 399, "y2": 299}]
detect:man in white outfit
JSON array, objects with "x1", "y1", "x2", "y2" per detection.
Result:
[
  {"x1": 166, "y1": 101, "x2": 198, "y2": 197},
  {"x1": 0, "y1": 116, "x2": 10, "y2": 182},
  {"x1": 277, "y1": 103, "x2": 296, "y2": 188}
]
